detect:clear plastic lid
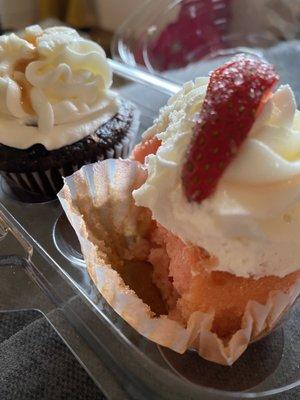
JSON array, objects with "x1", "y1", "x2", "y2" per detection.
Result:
[
  {"x1": 0, "y1": 59, "x2": 299, "y2": 399},
  {"x1": 113, "y1": 0, "x2": 300, "y2": 105}
]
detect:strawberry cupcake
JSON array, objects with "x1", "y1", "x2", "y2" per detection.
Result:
[{"x1": 59, "y1": 56, "x2": 300, "y2": 365}]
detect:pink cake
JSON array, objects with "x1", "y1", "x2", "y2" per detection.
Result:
[
  {"x1": 134, "y1": 141, "x2": 300, "y2": 340},
  {"x1": 60, "y1": 56, "x2": 300, "y2": 365}
]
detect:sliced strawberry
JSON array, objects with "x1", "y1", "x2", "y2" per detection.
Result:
[
  {"x1": 182, "y1": 56, "x2": 279, "y2": 203},
  {"x1": 132, "y1": 136, "x2": 161, "y2": 164}
]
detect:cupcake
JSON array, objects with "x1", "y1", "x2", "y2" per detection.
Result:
[
  {"x1": 59, "y1": 56, "x2": 300, "y2": 365},
  {"x1": 0, "y1": 25, "x2": 139, "y2": 200}
]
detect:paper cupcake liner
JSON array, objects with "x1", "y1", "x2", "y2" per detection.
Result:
[
  {"x1": 1, "y1": 113, "x2": 139, "y2": 202},
  {"x1": 58, "y1": 159, "x2": 300, "y2": 366}
]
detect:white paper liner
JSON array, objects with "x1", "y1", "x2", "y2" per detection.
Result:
[{"x1": 58, "y1": 159, "x2": 300, "y2": 366}]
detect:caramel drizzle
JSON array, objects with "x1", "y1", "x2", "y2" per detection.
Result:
[
  {"x1": 13, "y1": 58, "x2": 36, "y2": 115},
  {"x1": 4, "y1": 31, "x2": 42, "y2": 116}
]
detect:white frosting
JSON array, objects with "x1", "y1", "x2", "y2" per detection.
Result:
[
  {"x1": 134, "y1": 79, "x2": 300, "y2": 278},
  {"x1": 0, "y1": 25, "x2": 118, "y2": 150}
]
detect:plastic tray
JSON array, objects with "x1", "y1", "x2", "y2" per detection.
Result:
[{"x1": 0, "y1": 59, "x2": 299, "y2": 399}]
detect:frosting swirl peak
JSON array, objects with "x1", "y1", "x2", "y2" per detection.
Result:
[
  {"x1": 0, "y1": 25, "x2": 118, "y2": 150},
  {"x1": 134, "y1": 79, "x2": 300, "y2": 278}
]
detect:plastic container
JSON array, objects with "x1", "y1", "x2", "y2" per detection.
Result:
[
  {"x1": 112, "y1": 0, "x2": 300, "y2": 105},
  {"x1": 0, "y1": 59, "x2": 299, "y2": 399}
]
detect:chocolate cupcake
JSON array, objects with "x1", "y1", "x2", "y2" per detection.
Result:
[{"x1": 0, "y1": 25, "x2": 139, "y2": 201}]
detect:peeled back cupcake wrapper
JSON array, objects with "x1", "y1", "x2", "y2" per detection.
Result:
[{"x1": 58, "y1": 159, "x2": 300, "y2": 366}]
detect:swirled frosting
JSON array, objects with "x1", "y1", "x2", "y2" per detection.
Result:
[
  {"x1": 0, "y1": 25, "x2": 118, "y2": 150},
  {"x1": 134, "y1": 78, "x2": 300, "y2": 278}
]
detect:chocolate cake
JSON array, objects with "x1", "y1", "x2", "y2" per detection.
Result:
[
  {"x1": 0, "y1": 25, "x2": 140, "y2": 201},
  {"x1": 0, "y1": 99, "x2": 139, "y2": 199}
]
